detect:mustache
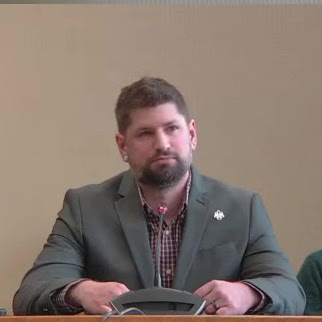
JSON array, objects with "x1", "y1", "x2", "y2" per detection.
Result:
[{"x1": 149, "y1": 151, "x2": 178, "y2": 162}]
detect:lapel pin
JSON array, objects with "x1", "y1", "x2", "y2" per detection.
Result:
[{"x1": 214, "y1": 210, "x2": 225, "y2": 220}]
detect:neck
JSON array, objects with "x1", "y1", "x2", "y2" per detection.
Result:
[{"x1": 139, "y1": 170, "x2": 190, "y2": 220}]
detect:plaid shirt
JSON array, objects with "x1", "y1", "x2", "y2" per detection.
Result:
[{"x1": 138, "y1": 173, "x2": 191, "y2": 288}]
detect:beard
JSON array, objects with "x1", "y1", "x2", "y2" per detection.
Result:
[{"x1": 138, "y1": 151, "x2": 191, "y2": 189}]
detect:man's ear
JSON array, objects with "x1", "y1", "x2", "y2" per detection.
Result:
[
  {"x1": 189, "y1": 119, "x2": 197, "y2": 150},
  {"x1": 115, "y1": 133, "x2": 128, "y2": 162}
]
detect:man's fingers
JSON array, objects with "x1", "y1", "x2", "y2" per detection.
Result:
[
  {"x1": 100, "y1": 305, "x2": 113, "y2": 314},
  {"x1": 205, "y1": 303, "x2": 217, "y2": 314},
  {"x1": 215, "y1": 306, "x2": 232, "y2": 315},
  {"x1": 194, "y1": 281, "x2": 215, "y2": 297},
  {"x1": 84, "y1": 304, "x2": 112, "y2": 315},
  {"x1": 204, "y1": 302, "x2": 233, "y2": 315},
  {"x1": 113, "y1": 282, "x2": 130, "y2": 294},
  {"x1": 204, "y1": 297, "x2": 226, "y2": 315},
  {"x1": 201, "y1": 293, "x2": 219, "y2": 306}
]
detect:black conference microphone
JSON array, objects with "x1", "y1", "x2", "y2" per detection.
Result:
[
  {"x1": 109, "y1": 203, "x2": 206, "y2": 315},
  {"x1": 155, "y1": 203, "x2": 167, "y2": 287}
]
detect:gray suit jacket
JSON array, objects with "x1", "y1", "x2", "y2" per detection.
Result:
[{"x1": 13, "y1": 168, "x2": 305, "y2": 315}]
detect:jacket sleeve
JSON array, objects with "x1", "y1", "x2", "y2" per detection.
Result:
[
  {"x1": 13, "y1": 189, "x2": 85, "y2": 315},
  {"x1": 242, "y1": 194, "x2": 306, "y2": 314}
]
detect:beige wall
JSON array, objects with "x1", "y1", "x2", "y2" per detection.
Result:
[{"x1": 1, "y1": 5, "x2": 321, "y2": 314}]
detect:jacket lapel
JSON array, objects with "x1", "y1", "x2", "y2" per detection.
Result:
[
  {"x1": 173, "y1": 168, "x2": 211, "y2": 290},
  {"x1": 114, "y1": 170, "x2": 155, "y2": 288}
]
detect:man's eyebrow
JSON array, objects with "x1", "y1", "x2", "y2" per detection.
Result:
[
  {"x1": 136, "y1": 121, "x2": 178, "y2": 131},
  {"x1": 134, "y1": 126, "x2": 153, "y2": 133},
  {"x1": 163, "y1": 121, "x2": 178, "y2": 127},
  {"x1": 133, "y1": 120, "x2": 181, "y2": 134}
]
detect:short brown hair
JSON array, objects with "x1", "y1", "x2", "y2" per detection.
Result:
[{"x1": 115, "y1": 77, "x2": 190, "y2": 133}]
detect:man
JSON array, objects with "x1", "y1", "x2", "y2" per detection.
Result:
[{"x1": 13, "y1": 77, "x2": 305, "y2": 315}]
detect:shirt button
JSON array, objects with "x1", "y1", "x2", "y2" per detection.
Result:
[
  {"x1": 165, "y1": 230, "x2": 170, "y2": 236},
  {"x1": 166, "y1": 269, "x2": 172, "y2": 275}
]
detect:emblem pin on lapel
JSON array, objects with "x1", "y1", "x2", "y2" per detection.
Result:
[{"x1": 214, "y1": 210, "x2": 225, "y2": 220}]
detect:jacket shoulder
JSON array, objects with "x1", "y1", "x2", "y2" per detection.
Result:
[
  {"x1": 65, "y1": 171, "x2": 127, "y2": 200},
  {"x1": 303, "y1": 250, "x2": 322, "y2": 268}
]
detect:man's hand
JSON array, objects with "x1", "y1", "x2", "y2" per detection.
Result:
[
  {"x1": 194, "y1": 280, "x2": 261, "y2": 315},
  {"x1": 65, "y1": 280, "x2": 130, "y2": 314}
]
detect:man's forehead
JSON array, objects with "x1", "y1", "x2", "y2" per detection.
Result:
[{"x1": 127, "y1": 104, "x2": 185, "y2": 127}]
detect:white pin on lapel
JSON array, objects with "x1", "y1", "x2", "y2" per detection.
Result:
[{"x1": 214, "y1": 210, "x2": 225, "y2": 220}]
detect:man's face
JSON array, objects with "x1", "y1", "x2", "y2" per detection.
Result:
[{"x1": 116, "y1": 103, "x2": 197, "y2": 189}]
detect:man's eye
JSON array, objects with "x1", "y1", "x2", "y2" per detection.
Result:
[
  {"x1": 168, "y1": 125, "x2": 179, "y2": 132},
  {"x1": 138, "y1": 131, "x2": 151, "y2": 137}
]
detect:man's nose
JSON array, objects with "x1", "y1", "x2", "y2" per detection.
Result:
[{"x1": 154, "y1": 131, "x2": 170, "y2": 152}]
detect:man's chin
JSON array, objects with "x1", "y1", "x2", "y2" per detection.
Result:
[{"x1": 140, "y1": 165, "x2": 188, "y2": 187}]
